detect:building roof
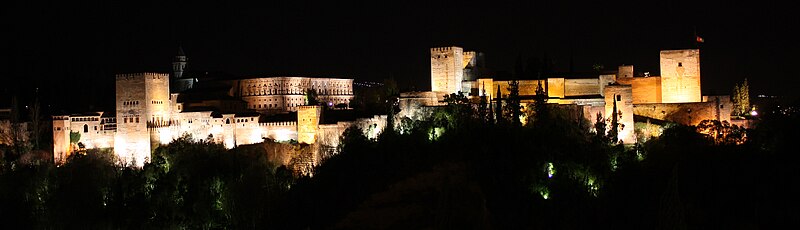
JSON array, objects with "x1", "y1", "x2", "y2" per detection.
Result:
[{"x1": 177, "y1": 45, "x2": 185, "y2": 56}]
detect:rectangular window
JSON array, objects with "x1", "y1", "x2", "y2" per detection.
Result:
[{"x1": 616, "y1": 95, "x2": 621, "y2": 101}]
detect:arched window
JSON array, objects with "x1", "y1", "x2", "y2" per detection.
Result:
[
  {"x1": 83, "y1": 124, "x2": 88, "y2": 133},
  {"x1": 226, "y1": 118, "x2": 231, "y2": 124}
]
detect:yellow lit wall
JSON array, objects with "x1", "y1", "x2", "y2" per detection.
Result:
[{"x1": 660, "y1": 49, "x2": 701, "y2": 103}]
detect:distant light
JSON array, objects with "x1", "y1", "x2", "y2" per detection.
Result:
[
  {"x1": 750, "y1": 110, "x2": 758, "y2": 116},
  {"x1": 546, "y1": 162, "x2": 555, "y2": 178},
  {"x1": 328, "y1": 102, "x2": 333, "y2": 107}
]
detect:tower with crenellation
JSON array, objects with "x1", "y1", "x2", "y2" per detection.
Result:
[
  {"x1": 115, "y1": 73, "x2": 171, "y2": 167},
  {"x1": 660, "y1": 49, "x2": 701, "y2": 103},
  {"x1": 430, "y1": 47, "x2": 464, "y2": 94}
]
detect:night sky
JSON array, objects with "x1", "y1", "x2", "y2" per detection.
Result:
[{"x1": 2, "y1": 1, "x2": 797, "y2": 111}]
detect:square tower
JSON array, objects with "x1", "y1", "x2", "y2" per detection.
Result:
[
  {"x1": 431, "y1": 46, "x2": 464, "y2": 94},
  {"x1": 115, "y1": 73, "x2": 171, "y2": 167},
  {"x1": 660, "y1": 49, "x2": 701, "y2": 103},
  {"x1": 604, "y1": 85, "x2": 635, "y2": 144},
  {"x1": 297, "y1": 105, "x2": 321, "y2": 144}
]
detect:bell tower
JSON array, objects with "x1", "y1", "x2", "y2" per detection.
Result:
[{"x1": 172, "y1": 46, "x2": 188, "y2": 79}]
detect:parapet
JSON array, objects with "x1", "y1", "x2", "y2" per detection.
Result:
[
  {"x1": 259, "y1": 121, "x2": 297, "y2": 127},
  {"x1": 430, "y1": 46, "x2": 463, "y2": 53},
  {"x1": 115, "y1": 72, "x2": 169, "y2": 80}
]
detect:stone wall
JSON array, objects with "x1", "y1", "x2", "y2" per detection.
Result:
[
  {"x1": 604, "y1": 85, "x2": 635, "y2": 144},
  {"x1": 492, "y1": 80, "x2": 543, "y2": 98},
  {"x1": 703, "y1": 95, "x2": 732, "y2": 123},
  {"x1": 660, "y1": 49, "x2": 701, "y2": 103},
  {"x1": 599, "y1": 74, "x2": 616, "y2": 96},
  {"x1": 616, "y1": 76, "x2": 662, "y2": 104},
  {"x1": 477, "y1": 78, "x2": 494, "y2": 98},
  {"x1": 547, "y1": 78, "x2": 565, "y2": 98},
  {"x1": 618, "y1": 65, "x2": 634, "y2": 79},
  {"x1": 52, "y1": 117, "x2": 71, "y2": 164},
  {"x1": 116, "y1": 73, "x2": 169, "y2": 166},
  {"x1": 633, "y1": 102, "x2": 724, "y2": 126},
  {"x1": 431, "y1": 47, "x2": 464, "y2": 94},
  {"x1": 297, "y1": 106, "x2": 321, "y2": 144},
  {"x1": 564, "y1": 78, "x2": 600, "y2": 96}
]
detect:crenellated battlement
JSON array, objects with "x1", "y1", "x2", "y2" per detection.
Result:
[
  {"x1": 259, "y1": 121, "x2": 297, "y2": 127},
  {"x1": 52, "y1": 116, "x2": 70, "y2": 120},
  {"x1": 115, "y1": 72, "x2": 169, "y2": 80},
  {"x1": 431, "y1": 46, "x2": 461, "y2": 53}
]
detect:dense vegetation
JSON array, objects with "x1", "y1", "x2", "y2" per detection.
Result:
[{"x1": 2, "y1": 98, "x2": 798, "y2": 229}]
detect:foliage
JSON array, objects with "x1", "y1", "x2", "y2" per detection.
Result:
[
  {"x1": 0, "y1": 136, "x2": 293, "y2": 229},
  {"x1": 696, "y1": 119, "x2": 747, "y2": 145},
  {"x1": 732, "y1": 78, "x2": 750, "y2": 116},
  {"x1": 1, "y1": 94, "x2": 796, "y2": 228},
  {"x1": 305, "y1": 88, "x2": 319, "y2": 106},
  {"x1": 69, "y1": 131, "x2": 80, "y2": 144},
  {"x1": 506, "y1": 80, "x2": 522, "y2": 126}
]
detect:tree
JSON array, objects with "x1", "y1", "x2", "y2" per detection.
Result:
[
  {"x1": 607, "y1": 94, "x2": 620, "y2": 144},
  {"x1": 28, "y1": 88, "x2": 43, "y2": 150},
  {"x1": 494, "y1": 85, "x2": 504, "y2": 124},
  {"x1": 506, "y1": 81, "x2": 520, "y2": 125},
  {"x1": 305, "y1": 89, "x2": 319, "y2": 106},
  {"x1": 506, "y1": 80, "x2": 522, "y2": 126},
  {"x1": 527, "y1": 80, "x2": 549, "y2": 126},
  {"x1": 3, "y1": 96, "x2": 30, "y2": 163},
  {"x1": 594, "y1": 112, "x2": 609, "y2": 142},
  {"x1": 732, "y1": 78, "x2": 750, "y2": 116}
]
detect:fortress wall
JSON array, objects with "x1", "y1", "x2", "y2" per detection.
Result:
[
  {"x1": 618, "y1": 65, "x2": 634, "y2": 79},
  {"x1": 462, "y1": 51, "x2": 475, "y2": 69},
  {"x1": 547, "y1": 78, "x2": 565, "y2": 98},
  {"x1": 431, "y1": 47, "x2": 464, "y2": 94},
  {"x1": 67, "y1": 116, "x2": 115, "y2": 150},
  {"x1": 660, "y1": 49, "x2": 701, "y2": 103},
  {"x1": 493, "y1": 80, "x2": 543, "y2": 98},
  {"x1": 633, "y1": 102, "x2": 721, "y2": 126},
  {"x1": 616, "y1": 76, "x2": 662, "y2": 104},
  {"x1": 232, "y1": 116, "x2": 263, "y2": 146},
  {"x1": 564, "y1": 78, "x2": 600, "y2": 96},
  {"x1": 52, "y1": 117, "x2": 71, "y2": 165},
  {"x1": 261, "y1": 122, "x2": 297, "y2": 142},
  {"x1": 551, "y1": 98, "x2": 606, "y2": 123},
  {"x1": 604, "y1": 85, "x2": 635, "y2": 144},
  {"x1": 477, "y1": 78, "x2": 494, "y2": 98},
  {"x1": 599, "y1": 74, "x2": 616, "y2": 96},
  {"x1": 703, "y1": 95, "x2": 732, "y2": 122},
  {"x1": 115, "y1": 73, "x2": 153, "y2": 166},
  {"x1": 297, "y1": 106, "x2": 321, "y2": 144},
  {"x1": 172, "y1": 111, "x2": 214, "y2": 141},
  {"x1": 145, "y1": 73, "x2": 171, "y2": 127}
]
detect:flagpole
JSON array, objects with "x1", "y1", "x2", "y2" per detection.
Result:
[{"x1": 693, "y1": 26, "x2": 698, "y2": 49}]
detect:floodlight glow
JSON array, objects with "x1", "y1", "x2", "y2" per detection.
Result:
[
  {"x1": 273, "y1": 129, "x2": 292, "y2": 142},
  {"x1": 546, "y1": 162, "x2": 555, "y2": 178}
]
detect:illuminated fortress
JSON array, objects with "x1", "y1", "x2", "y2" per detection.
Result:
[
  {"x1": 401, "y1": 46, "x2": 730, "y2": 144},
  {"x1": 52, "y1": 46, "x2": 730, "y2": 166},
  {"x1": 52, "y1": 49, "x2": 375, "y2": 167}
]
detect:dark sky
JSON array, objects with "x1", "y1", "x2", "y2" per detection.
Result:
[{"x1": 2, "y1": 1, "x2": 798, "y2": 111}]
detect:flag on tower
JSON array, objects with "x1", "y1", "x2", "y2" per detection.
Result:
[{"x1": 696, "y1": 35, "x2": 705, "y2": 43}]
